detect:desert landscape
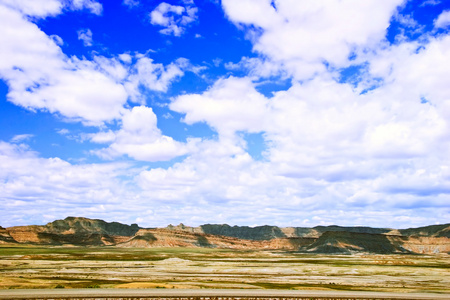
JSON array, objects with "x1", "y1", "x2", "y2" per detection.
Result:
[
  {"x1": 0, "y1": 217, "x2": 449, "y2": 296},
  {"x1": 2, "y1": 0, "x2": 450, "y2": 299},
  {"x1": 1, "y1": 245, "x2": 449, "y2": 293}
]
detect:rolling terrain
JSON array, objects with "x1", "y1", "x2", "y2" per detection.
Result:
[{"x1": 1, "y1": 217, "x2": 449, "y2": 254}]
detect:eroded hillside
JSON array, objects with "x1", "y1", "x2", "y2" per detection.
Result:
[{"x1": 1, "y1": 217, "x2": 449, "y2": 254}]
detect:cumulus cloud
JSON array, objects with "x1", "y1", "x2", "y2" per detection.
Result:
[
  {"x1": 77, "y1": 28, "x2": 93, "y2": 46},
  {"x1": 150, "y1": 1, "x2": 198, "y2": 36},
  {"x1": 92, "y1": 106, "x2": 189, "y2": 162},
  {"x1": 170, "y1": 77, "x2": 269, "y2": 137},
  {"x1": 125, "y1": 56, "x2": 190, "y2": 102},
  {"x1": 123, "y1": 0, "x2": 139, "y2": 8},
  {"x1": 171, "y1": 74, "x2": 437, "y2": 182},
  {"x1": 68, "y1": 0, "x2": 102, "y2": 15},
  {"x1": 221, "y1": 0, "x2": 404, "y2": 79},
  {"x1": 165, "y1": 25, "x2": 450, "y2": 227},
  {"x1": 0, "y1": 2, "x2": 194, "y2": 125},
  {"x1": 435, "y1": 10, "x2": 450, "y2": 28},
  {"x1": 225, "y1": 56, "x2": 286, "y2": 79},
  {"x1": 2, "y1": 0, "x2": 450, "y2": 228},
  {"x1": 0, "y1": 0, "x2": 102, "y2": 18},
  {"x1": 0, "y1": 0, "x2": 62, "y2": 18},
  {"x1": 0, "y1": 141, "x2": 134, "y2": 227},
  {"x1": 0, "y1": 4, "x2": 127, "y2": 125},
  {"x1": 163, "y1": 1, "x2": 450, "y2": 227}
]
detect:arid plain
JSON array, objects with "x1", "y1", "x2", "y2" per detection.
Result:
[
  {"x1": 1, "y1": 217, "x2": 449, "y2": 297},
  {"x1": 1, "y1": 246, "x2": 449, "y2": 294}
]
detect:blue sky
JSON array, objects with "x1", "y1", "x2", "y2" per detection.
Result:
[{"x1": 1, "y1": 0, "x2": 450, "y2": 228}]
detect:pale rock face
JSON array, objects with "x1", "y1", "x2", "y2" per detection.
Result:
[{"x1": 2, "y1": 217, "x2": 449, "y2": 254}]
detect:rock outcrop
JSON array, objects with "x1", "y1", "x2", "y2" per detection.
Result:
[
  {"x1": 302, "y1": 230, "x2": 450, "y2": 254},
  {"x1": 118, "y1": 228, "x2": 265, "y2": 249},
  {"x1": 0, "y1": 226, "x2": 17, "y2": 244},
  {"x1": 2, "y1": 217, "x2": 449, "y2": 254},
  {"x1": 399, "y1": 223, "x2": 450, "y2": 238},
  {"x1": 303, "y1": 231, "x2": 411, "y2": 254},
  {"x1": 165, "y1": 224, "x2": 399, "y2": 239},
  {"x1": 7, "y1": 217, "x2": 140, "y2": 246}
]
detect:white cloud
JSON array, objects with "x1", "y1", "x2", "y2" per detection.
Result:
[
  {"x1": 222, "y1": 0, "x2": 404, "y2": 80},
  {"x1": 68, "y1": 0, "x2": 102, "y2": 15},
  {"x1": 0, "y1": 4, "x2": 128, "y2": 125},
  {"x1": 123, "y1": 27, "x2": 450, "y2": 222},
  {"x1": 0, "y1": 0, "x2": 103, "y2": 17},
  {"x1": 0, "y1": 141, "x2": 135, "y2": 227},
  {"x1": 1, "y1": 0, "x2": 450, "y2": 229},
  {"x1": 151, "y1": 3, "x2": 184, "y2": 26},
  {"x1": 150, "y1": 2, "x2": 198, "y2": 36},
  {"x1": 225, "y1": 56, "x2": 286, "y2": 79},
  {"x1": 435, "y1": 10, "x2": 450, "y2": 28},
  {"x1": 123, "y1": 0, "x2": 139, "y2": 8},
  {"x1": 89, "y1": 130, "x2": 115, "y2": 144},
  {"x1": 93, "y1": 106, "x2": 189, "y2": 162},
  {"x1": 57, "y1": 129, "x2": 69, "y2": 135},
  {"x1": 10, "y1": 134, "x2": 34, "y2": 143},
  {"x1": 0, "y1": 0, "x2": 62, "y2": 18},
  {"x1": 171, "y1": 77, "x2": 269, "y2": 137},
  {"x1": 118, "y1": 53, "x2": 133, "y2": 64},
  {"x1": 165, "y1": 25, "x2": 450, "y2": 226},
  {"x1": 125, "y1": 56, "x2": 190, "y2": 102},
  {"x1": 50, "y1": 34, "x2": 64, "y2": 46},
  {"x1": 77, "y1": 28, "x2": 93, "y2": 46},
  {"x1": 0, "y1": 3, "x2": 191, "y2": 125},
  {"x1": 421, "y1": 0, "x2": 441, "y2": 6},
  {"x1": 162, "y1": 112, "x2": 173, "y2": 119}
]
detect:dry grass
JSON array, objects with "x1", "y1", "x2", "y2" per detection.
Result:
[{"x1": 0, "y1": 245, "x2": 448, "y2": 293}]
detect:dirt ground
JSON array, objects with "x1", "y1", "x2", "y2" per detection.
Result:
[
  {"x1": 0, "y1": 246, "x2": 448, "y2": 294},
  {"x1": 0, "y1": 288, "x2": 449, "y2": 300}
]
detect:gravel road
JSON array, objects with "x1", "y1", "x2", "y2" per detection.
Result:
[{"x1": 0, "y1": 289, "x2": 448, "y2": 300}]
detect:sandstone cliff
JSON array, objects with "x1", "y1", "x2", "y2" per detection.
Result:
[
  {"x1": 303, "y1": 231, "x2": 411, "y2": 254},
  {"x1": 118, "y1": 228, "x2": 266, "y2": 249},
  {"x1": 399, "y1": 223, "x2": 450, "y2": 238},
  {"x1": 0, "y1": 226, "x2": 17, "y2": 244},
  {"x1": 2, "y1": 217, "x2": 449, "y2": 254},
  {"x1": 302, "y1": 231, "x2": 450, "y2": 254},
  {"x1": 165, "y1": 223, "x2": 398, "y2": 239},
  {"x1": 7, "y1": 217, "x2": 140, "y2": 246}
]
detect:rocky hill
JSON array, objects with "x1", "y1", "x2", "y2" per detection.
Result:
[
  {"x1": 304, "y1": 231, "x2": 410, "y2": 254},
  {"x1": 303, "y1": 231, "x2": 450, "y2": 254},
  {"x1": 399, "y1": 223, "x2": 450, "y2": 237},
  {"x1": 6, "y1": 217, "x2": 140, "y2": 246},
  {"x1": 0, "y1": 226, "x2": 17, "y2": 244},
  {"x1": 45, "y1": 216, "x2": 140, "y2": 236},
  {"x1": 1, "y1": 217, "x2": 449, "y2": 254},
  {"x1": 165, "y1": 223, "x2": 398, "y2": 239}
]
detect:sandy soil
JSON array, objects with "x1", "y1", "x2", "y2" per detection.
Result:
[
  {"x1": 0, "y1": 247, "x2": 449, "y2": 294},
  {"x1": 0, "y1": 288, "x2": 449, "y2": 299}
]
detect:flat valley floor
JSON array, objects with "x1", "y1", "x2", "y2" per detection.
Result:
[{"x1": 0, "y1": 246, "x2": 449, "y2": 294}]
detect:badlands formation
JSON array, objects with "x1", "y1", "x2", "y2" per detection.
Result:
[{"x1": 1, "y1": 217, "x2": 449, "y2": 254}]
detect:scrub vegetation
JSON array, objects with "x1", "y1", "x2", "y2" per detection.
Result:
[{"x1": 0, "y1": 245, "x2": 448, "y2": 293}]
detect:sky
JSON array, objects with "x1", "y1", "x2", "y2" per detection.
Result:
[{"x1": 1, "y1": 0, "x2": 450, "y2": 229}]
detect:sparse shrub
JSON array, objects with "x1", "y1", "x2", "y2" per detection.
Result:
[
  {"x1": 87, "y1": 284, "x2": 100, "y2": 288},
  {"x1": 54, "y1": 284, "x2": 65, "y2": 289}
]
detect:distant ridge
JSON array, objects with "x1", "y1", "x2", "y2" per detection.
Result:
[
  {"x1": 304, "y1": 231, "x2": 410, "y2": 254},
  {"x1": 194, "y1": 224, "x2": 394, "y2": 240},
  {"x1": 1, "y1": 217, "x2": 449, "y2": 254}
]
